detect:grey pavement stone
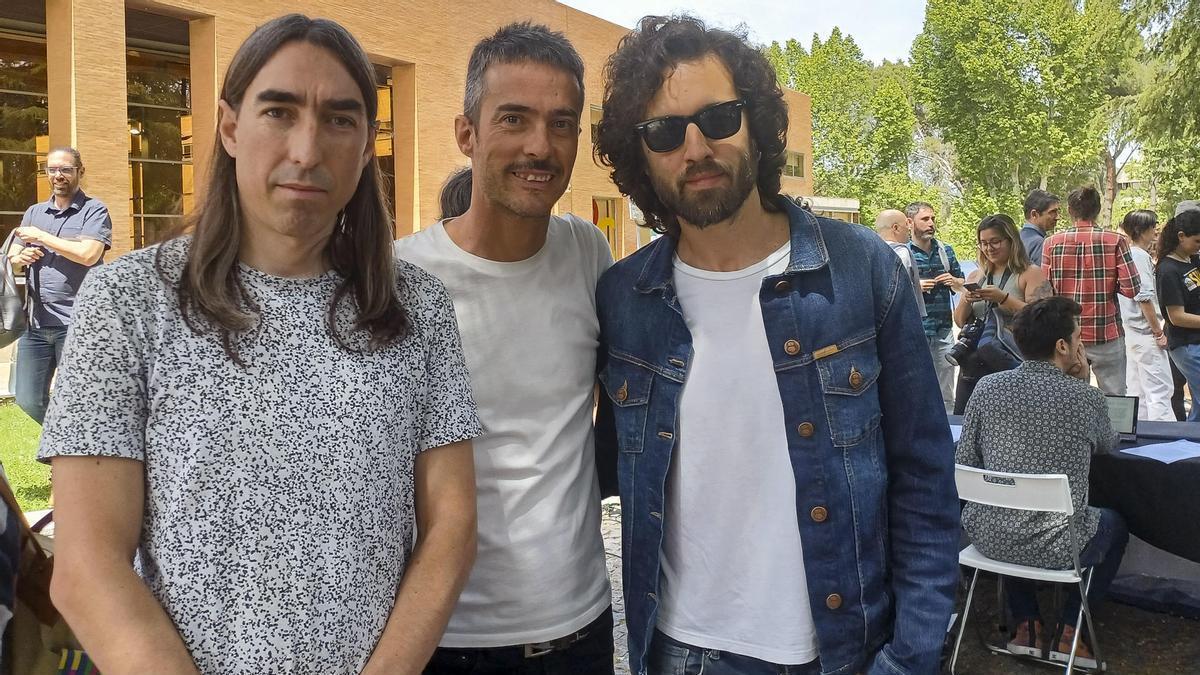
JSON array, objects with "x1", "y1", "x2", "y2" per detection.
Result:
[{"x1": 603, "y1": 497, "x2": 631, "y2": 675}]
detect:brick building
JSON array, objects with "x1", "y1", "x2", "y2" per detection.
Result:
[{"x1": 0, "y1": 0, "x2": 813, "y2": 261}]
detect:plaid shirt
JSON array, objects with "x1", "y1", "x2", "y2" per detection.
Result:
[
  {"x1": 908, "y1": 239, "x2": 963, "y2": 337},
  {"x1": 1042, "y1": 221, "x2": 1141, "y2": 345}
]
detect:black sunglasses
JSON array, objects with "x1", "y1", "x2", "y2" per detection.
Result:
[{"x1": 634, "y1": 99, "x2": 747, "y2": 153}]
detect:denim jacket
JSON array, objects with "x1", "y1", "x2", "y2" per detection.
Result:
[{"x1": 594, "y1": 199, "x2": 960, "y2": 675}]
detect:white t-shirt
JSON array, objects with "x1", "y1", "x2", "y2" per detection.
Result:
[
  {"x1": 658, "y1": 242, "x2": 819, "y2": 665},
  {"x1": 394, "y1": 215, "x2": 614, "y2": 647},
  {"x1": 38, "y1": 239, "x2": 482, "y2": 673}
]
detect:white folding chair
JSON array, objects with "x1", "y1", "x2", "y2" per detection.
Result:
[{"x1": 949, "y1": 464, "x2": 1105, "y2": 673}]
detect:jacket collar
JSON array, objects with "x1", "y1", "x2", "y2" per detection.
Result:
[{"x1": 633, "y1": 197, "x2": 829, "y2": 294}]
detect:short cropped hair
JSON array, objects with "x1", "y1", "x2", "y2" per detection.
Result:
[
  {"x1": 1012, "y1": 296, "x2": 1083, "y2": 361},
  {"x1": 463, "y1": 22, "x2": 584, "y2": 123},
  {"x1": 1066, "y1": 186, "x2": 1101, "y2": 222},
  {"x1": 904, "y1": 201, "x2": 934, "y2": 220},
  {"x1": 1023, "y1": 189, "x2": 1059, "y2": 218}
]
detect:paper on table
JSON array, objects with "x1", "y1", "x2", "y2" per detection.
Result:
[
  {"x1": 1121, "y1": 439, "x2": 1200, "y2": 464},
  {"x1": 950, "y1": 425, "x2": 962, "y2": 442}
]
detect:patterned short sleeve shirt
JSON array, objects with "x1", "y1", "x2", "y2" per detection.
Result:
[
  {"x1": 38, "y1": 239, "x2": 482, "y2": 673},
  {"x1": 955, "y1": 360, "x2": 1118, "y2": 569}
]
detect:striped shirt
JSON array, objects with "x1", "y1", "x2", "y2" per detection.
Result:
[{"x1": 1042, "y1": 222, "x2": 1141, "y2": 345}]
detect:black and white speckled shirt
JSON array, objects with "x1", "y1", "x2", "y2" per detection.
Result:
[
  {"x1": 38, "y1": 238, "x2": 481, "y2": 673},
  {"x1": 955, "y1": 359, "x2": 1118, "y2": 569}
]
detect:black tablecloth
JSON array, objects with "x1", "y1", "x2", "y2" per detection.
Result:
[{"x1": 948, "y1": 417, "x2": 1200, "y2": 564}]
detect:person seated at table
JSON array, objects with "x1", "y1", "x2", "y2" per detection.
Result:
[{"x1": 956, "y1": 296, "x2": 1128, "y2": 668}]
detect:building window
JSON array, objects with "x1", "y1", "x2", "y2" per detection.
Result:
[
  {"x1": 590, "y1": 106, "x2": 603, "y2": 149},
  {"x1": 127, "y1": 47, "x2": 191, "y2": 248},
  {"x1": 784, "y1": 151, "x2": 805, "y2": 178},
  {"x1": 0, "y1": 33, "x2": 48, "y2": 241},
  {"x1": 374, "y1": 64, "x2": 395, "y2": 228}
]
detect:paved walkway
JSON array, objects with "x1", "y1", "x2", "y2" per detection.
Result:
[{"x1": 601, "y1": 498, "x2": 1200, "y2": 675}]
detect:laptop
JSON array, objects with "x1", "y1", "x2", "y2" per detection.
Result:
[{"x1": 1104, "y1": 395, "x2": 1139, "y2": 442}]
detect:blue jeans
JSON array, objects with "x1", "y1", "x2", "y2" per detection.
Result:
[
  {"x1": 14, "y1": 325, "x2": 69, "y2": 425},
  {"x1": 1168, "y1": 343, "x2": 1200, "y2": 422},
  {"x1": 423, "y1": 606, "x2": 614, "y2": 675},
  {"x1": 1006, "y1": 508, "x2": 1130, "y2": 628},
  {"x1": 647, "y1": 631, "x2": 821, "y2": 675}
]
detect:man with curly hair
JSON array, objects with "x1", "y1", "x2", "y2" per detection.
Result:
[{"x1": 593, "y1": 15, "x2": 959, "y2": 675}]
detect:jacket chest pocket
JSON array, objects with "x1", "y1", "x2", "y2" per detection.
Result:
[
  {"x1": 816, "y1": 338, "x2": 883, "y2": 447},
  {"x1": 599, "y1": 355, "x2": 653, "y2": 454}
]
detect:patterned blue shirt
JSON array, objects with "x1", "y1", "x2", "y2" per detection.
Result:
[{"x1": 908, "y1": 239, "x2": 963, "y2": 337}]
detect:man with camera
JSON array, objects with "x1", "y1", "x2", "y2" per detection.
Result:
[{"x1": 8, "y1": 146, "x2": 112, "y2": 425}]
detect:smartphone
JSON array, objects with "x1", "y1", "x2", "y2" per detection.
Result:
[{"x1": 963, "y1": 282, "x2": 981, "y2": 292}]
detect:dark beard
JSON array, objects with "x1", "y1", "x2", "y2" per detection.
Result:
[{"x1": 652, "y1": 148, "x2": 757, "y2": 229}]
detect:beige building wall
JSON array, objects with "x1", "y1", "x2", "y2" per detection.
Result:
[{"x1": 45, "y1": 0, "x2": 813, "y2": 258}]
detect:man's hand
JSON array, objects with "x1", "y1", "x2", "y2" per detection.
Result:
[
  {"x1": 1067, "y1": 341, "x2": 1091, "y2": 381},
  {"x1": 934, "y1": 273, "x2": 964, "y2": 293},
  {"x1": 9, "y1": 245, "x2": 43, "y2": 266},
  {"x1": 1154, "y1": 331, "x2": 1168, "y2": 349},
  {"x1": 16, "y1": 226, "x2": 45, "y2": 245}
]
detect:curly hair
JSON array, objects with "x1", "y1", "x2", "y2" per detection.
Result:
[{"x1": 594, "y1": 15, "x2": 789, "y2": 238}]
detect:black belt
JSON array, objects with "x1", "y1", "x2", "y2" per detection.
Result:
[{"x1": 521, "y1": 627, "x2": 591, "y2": 658}]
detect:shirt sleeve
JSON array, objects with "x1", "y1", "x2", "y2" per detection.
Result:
[
  {"x1": 38, "y1": 268, "x2": 147, "y2": 463},
  {"x1": 1133, "y1": 249, "x2": 1156, "y2": 303},
  {"x1": 79, "y1": 201, "x2": 113, "y2": 248},
  {"x1": 955, "y1": 389, "x2": 985, "y2": 468},
  {"x1": 415, "y1": 274, "x2": 482, "y2": 453},
  {"x1": 1114, "y1": 237, "x2": 1141, "y2": 299},
  {"x1": 1091, "y1": 390, "x2": 1119, "y2": 455},
  {"x1": 1158, "y1": 261, "x2": 1187, "y2": 308},
  {"x1": 947, "y1": 245, "x2": 964, "y2": 279},
  {"x1": 1041, "y1": 236, "x2": 1056, "y2": 286}
]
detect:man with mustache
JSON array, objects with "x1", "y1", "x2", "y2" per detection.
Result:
[
  {"x1": 395, "y1": 23, "x2": 615, "y2": 675},
  {"x1": 593, "y1": 16, "x2": 959, "y2": 675},
  {"x1": 8, "y1": 146, "x2": 112, "y2": 424}
]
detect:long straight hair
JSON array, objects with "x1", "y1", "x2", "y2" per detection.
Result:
[{"x1": 156, "y1": 14, "x2": 408, "y2": 363}]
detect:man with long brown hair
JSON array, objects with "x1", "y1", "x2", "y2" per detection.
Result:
[{"x1": 38, "y1": 15, "x2": 480, "y2": 673}]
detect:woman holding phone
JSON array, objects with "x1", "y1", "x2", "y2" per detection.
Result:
[{"x1": 952, "y1": 214, "x2": 1054, "y2": 412}]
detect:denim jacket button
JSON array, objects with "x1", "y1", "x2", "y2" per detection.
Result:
[
  {"x1": 825, "y1": 593, "x2": 843, "y2": 610},
  {"x1": 797, "y1": 422, "x2": 814, "y2": 438},
  {"x1": 774, "y1": 279, "x2": 792, "y2": 294},
  {"x1": 615, "y1": 381, "x2": 629, "y2": 403},
  {"x1": 810, "y1": 506, "x2": 828, "y2": 523},
  {"x1": 784, "y1": 339, "x2": 801, "y2": 356},
  {"x1": 849, "y1": 367, "x2": 864, "y2": 389}
]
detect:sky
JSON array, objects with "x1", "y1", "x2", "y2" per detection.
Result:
[{"x1": 559, "y1": 0, "x2": 927, "y2": 65}]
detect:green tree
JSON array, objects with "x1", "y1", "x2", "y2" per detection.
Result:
[
  {"x1": 912, "y1": 0, "x2": 1113, "y2": 215},
  {"x1": 1135, "y1": 0, "x2": 1200, "y2": 138}
]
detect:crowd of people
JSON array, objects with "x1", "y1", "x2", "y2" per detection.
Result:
[
  {"x1": 874, "y1": 188, "x2": 1200, "y2": 422},
  {"x1": 873, "y1": 188, "x2": 1200, "y2": 666},
  {"x1": 1, "y1": 8, "x2": 1190, "y2": 675}
]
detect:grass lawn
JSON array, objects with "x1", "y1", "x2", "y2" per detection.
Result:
[{"x1": 0, "y1": 400, "x2": 50, "y2": 512}]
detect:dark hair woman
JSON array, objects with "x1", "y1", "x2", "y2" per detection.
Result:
[{"x1": 1154, "y1": 210, "x2": 1200, "y2": 421}]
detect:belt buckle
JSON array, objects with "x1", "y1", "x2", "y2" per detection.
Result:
[{"x1": 522, "y1": 643, "x2": 555, "y2": 659}]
